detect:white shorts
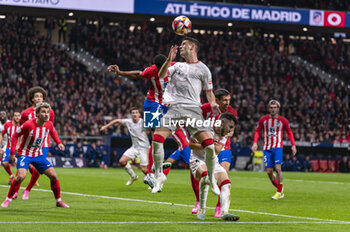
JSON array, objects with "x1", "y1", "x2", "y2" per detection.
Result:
[
  {"x1": 123, "y1": 146, "x2": 149, "y2": 166},
  {"x1": 189, "y1": 156, "x2": 226, "y2": 179},
  {"x1": 162, "y1": 104, "x2": 209, "y2": 136}
]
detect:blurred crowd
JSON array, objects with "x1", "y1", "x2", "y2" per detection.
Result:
[
  {"x1": 0, "y1": 15, "x2": 349, "y2": 146},
  {"x1": 199, "y1": 0, "x2": 350, "y2": 11},
  {"x1": 294, "y1": 38, "x2": 350, "y2": 84},
  {"x1": 0, "y1": 16, "x2": 145, "y2": 137}
]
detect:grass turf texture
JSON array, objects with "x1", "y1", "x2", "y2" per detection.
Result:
[{"x1": 0, "y1": 168, "x2": 349, "y2": 231}]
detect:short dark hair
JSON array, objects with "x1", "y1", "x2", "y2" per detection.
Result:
[
  {"x1": 183, "y1": 36, "x2": 200, "y2": 52},
  {"x1": 219, "y1": 112, "x2": 238, "y2": 125},
  {"x1": 154, "y1": 54, "x2": 167, "y2": 70},
  {"x1": 27, "y1": 86, "x2": 47, "y2": 105},
  {"x1": 214, "y1": 88, "x2": 230, "y2": 100},
  {"x1": 130, "y1": 107, "x2": 139, "y2": 113}
]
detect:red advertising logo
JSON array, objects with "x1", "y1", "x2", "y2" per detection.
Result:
[{"x1": 324, "y1": 11, "x2": 345, "y2": 27}]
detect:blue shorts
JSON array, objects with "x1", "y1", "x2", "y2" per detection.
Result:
[
  {"x1": 3, "y1": 148, "x2": 17, "y2": 163},
  {"x1": 169, "y1": 146, "x2": 191, "y2": 165},
  {"x1": 143, "y1": 98, "x2": 168, "y2": 115},
  {"x1": 218, "y1": 150, "x2": 232, "y2": 164},
  {"x1": 263, "y1": 148, "x2": 283, "y2": 168},
  {"x1": 17, "y1": 155, "x2": 53, "y2": 174},
  {"x1": 42, "y1": 147, "x2": 49, "y2": 158}
]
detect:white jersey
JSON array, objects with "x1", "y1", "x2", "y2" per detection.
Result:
[
  {"x1": 163, "y1": 61, "x2": 213, "y2": 106},
  {"x1": 121, "y1": 118, "x2": 150, "y2": 149},
  {"x1": 191, "y1": 127, "x2": 227, "y2": 161}
]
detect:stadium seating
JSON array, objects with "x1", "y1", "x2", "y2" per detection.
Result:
[
  {"x1": 319, "y1": 160, "x2": 329, "y2": 173},
  {"x1": 0, "y1": 15, "x2": 348, "y2": 146},
  {"x1": 327, "y1": 160, "x2": 339, "y2": 173},
  {"x1": 310, "y1": 160, "x2": 320, "y2": 172}
]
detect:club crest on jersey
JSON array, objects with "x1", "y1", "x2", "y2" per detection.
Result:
[
  {"x1": 268, "y1": 127, "x2": 277, "y2": 137},
  {"x1": 16, "y1": 126, "x2": 22, "y2": 133}
]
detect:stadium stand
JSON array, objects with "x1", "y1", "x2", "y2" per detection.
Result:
[{"x1": 0, "y1": 15, "x2": 349, "y2": 170}]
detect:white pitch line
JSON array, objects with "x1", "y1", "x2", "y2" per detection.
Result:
[
  {"x1": 0, "y1": 221, "x2": 348, "y2": 224},
  {"x1": 0, "y1": 185, "x2": 348, "y2": 224},
  {"x1": 231, "y1": 176, "x2": 350, "y2": 186}
]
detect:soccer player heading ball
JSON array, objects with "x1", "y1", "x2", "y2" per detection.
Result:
[{"x1": 152, "y1": 37, "x2": 221, "y2": 195}]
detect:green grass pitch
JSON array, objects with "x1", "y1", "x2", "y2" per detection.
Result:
[{"x1": 0, "y1": 167, "x2": 349, "y2": 231}]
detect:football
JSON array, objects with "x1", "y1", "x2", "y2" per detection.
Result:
[{"x1": 172, "y1": 15, "x2": 192, "y2": 36}]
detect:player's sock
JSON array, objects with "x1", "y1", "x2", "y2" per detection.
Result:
[
  {"x1": 8, "y1": 179, "x2": 21, "y2": 199},
  {"x1": 163, "y1": 168, "x2": 170, "y2": 176},
  {"x1": 123, "y1": 163, "x2": 137, "y2": 178},
  {"x1": 147, "y1": 144, "x2": 154, "y2": 174},
  {"x1": 56, "y1": 198, "x2": 62, "y2": 203},
  {"x1": 152, "y1": 135, "x2": 165, "y2": 177},
  {"x1": 50, "y1": 179, "x2": 61, "y2": 199},
  {"x1": 202, "y1": 139, "x2": 220, "y2": 195},
  {"x1": 4, "y1": 165, "x2": 13, "y2": 176},
  {"x1": 25, "y1": 169, "x2": 41, "y2": 192},
  {"x1": 277, "y1": 182, "x2": 283, "y2": 193},
  {"x1": 219, "y1": 179, "x2": 231, "y2": 216},
  {"x1": 199, "y1": 173, "x2": 209, "y2": 210},
  {"x1": 29, "y1": 166, "x2": 35, "y2": 174},
  {"x1": 272, "y1": 178, "x2": 278, "y2": 188},
  {"x1": 190, "y1": 173, "x2": 200, "y2": 202},
  {"x1": 202, "y1": 139, "x2": 215, "y2": 178},
  {"x1": 216, "y1": 195, "x2": 221, "y2": 208}
]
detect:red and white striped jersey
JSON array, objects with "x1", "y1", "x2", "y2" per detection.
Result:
[
  {"x1": 253, "y1": 115, "x2": 296, "y2": 150},
  {"x1": 172, "y1": 126, "x2": 189, "y2": 151},
  {"x1": 201, "y1": 103, "x2": 238, "y2": 150},
  {"x1": 1, "y1": 121, "x2": 19, "y2": 149},
  {"x1": 11, "y1": 119, "x2": 61, "y2": 157},
  {"x1": 19, "y1": 106, "x2": 55, "y2": 147},
  {"x1": 140, "y1": 62, "x2": 175, "y2": 104}
]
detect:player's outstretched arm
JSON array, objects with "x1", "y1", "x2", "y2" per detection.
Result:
[
  {"x1": 108, "y1": 65, "x2": 141, "y2": 79},
  {"x1": 100, "y1": 119, "x2": 122, "y2": 132},
  {"x1": 158, "y1": 45, "x2": 178, "y2": 78}
]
